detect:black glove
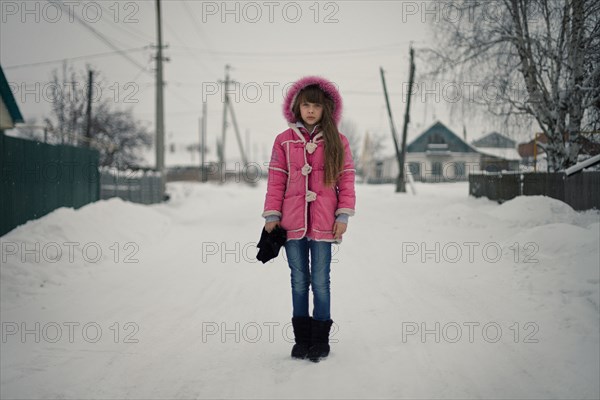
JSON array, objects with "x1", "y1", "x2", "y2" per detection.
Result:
[{"x1": 256, "y1": 225, "x2": 287, "y2": 263}]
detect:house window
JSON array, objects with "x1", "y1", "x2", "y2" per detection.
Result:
[
  {"x1": 432, "y1": 161, "x2": 442, "y2": 176},
  {"x1": 485, "y1": 163, "x2": 501, "y2": 173},
  {"x1": 428, "y1": 133, "x2": 445, "y2": 144},
  {"x1": 426, "y1": 134, "x2": 449, "y2": 153},
  {"x1": 454, "y1": 162, "x2": 466, "y2": 178}
]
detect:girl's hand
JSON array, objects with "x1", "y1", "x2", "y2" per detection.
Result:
[
  {"x1": 333, "y1": 222, "x2": 347, "y2": 239},
  {"x1": 265, "y1": 221, "x2": 280, "y2": 233}
]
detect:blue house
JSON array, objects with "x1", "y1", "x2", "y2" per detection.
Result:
[
  {"x1": 471, "y1": 131, "x2": 516, "y2": 148},
  {"x1": 471, "y1": 131, "x2": 521, "y2": 172},
  {"x1": 366, "y1": 121, "x2": 481, "y2": 183}
]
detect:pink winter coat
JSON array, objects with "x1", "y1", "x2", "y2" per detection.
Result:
[{"x1": 262, "y1": 76, "x2": 356, "y2": 243}]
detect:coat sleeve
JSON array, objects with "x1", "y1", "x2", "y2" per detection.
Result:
[
  {"x1": 262, "y1": 135, "x2": 288, "y2": 218},
  {"x1": 335, "y1": 134, "x2": 356, "y2": 217}
]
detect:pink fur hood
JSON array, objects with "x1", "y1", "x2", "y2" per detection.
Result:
[{"x1": 282, "y1": 76, "x2": 343, "y2": 125}]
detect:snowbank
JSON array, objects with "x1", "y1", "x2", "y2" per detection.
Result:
[
  {"x1": 1, "y1": 181, "x2": 598, "y2": 399},
  {"x1": 1, "y1": 198, "x2": 171, "y2": 305}
]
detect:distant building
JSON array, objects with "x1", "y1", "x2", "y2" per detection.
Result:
[
  {"x1": 518, "y1": 133, "x2": 547, "y2": 163},
  {"x1": 365, "y1": 121, "x2": 481, "y2": 183},
  {"x1": 471, "y1": 131, "x2": 521, "y2": 172},
  {"x1": 518, "y1": 132, "x2": 600, "y2": 171},
  {"x1": 471, "y1": 131, "x2": 516, "y2": 148},
  {"x1": 0, "y1": 65, "x2": 24, "y2": 134}
]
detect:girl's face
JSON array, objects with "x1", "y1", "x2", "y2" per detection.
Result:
[{"x1": 299, "y1": 101, "x2": 323, "y2": 127}]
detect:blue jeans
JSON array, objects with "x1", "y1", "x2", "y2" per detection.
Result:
[{"x1": 283, "y1": 238, "x2": 332, "y2": 321}]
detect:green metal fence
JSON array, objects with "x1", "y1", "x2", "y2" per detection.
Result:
[
  {"x1": 100, "y1": 167, "x2": 163, "y2": 204},
  {"x1": 0, "y1": 134, "x2": 100, "y2": 236}
]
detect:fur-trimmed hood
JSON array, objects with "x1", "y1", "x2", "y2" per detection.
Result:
[{"x1": 282, "y1": 76, "x2": 343, "y2": 125}]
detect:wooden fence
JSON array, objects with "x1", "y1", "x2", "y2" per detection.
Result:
[{"x1": 469, "y1": 171, "x2": 600, "y2": 210}]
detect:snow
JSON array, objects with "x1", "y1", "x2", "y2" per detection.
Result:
[
  {"x1": 566, "y1": 154, "x2": 600, "y2": 175},
  {"x1": 1, "y1": 181, "x2": 599, "y2": 399},
  {"x1": 475, "y1": 146, "x2": 523, "y2": 161}
]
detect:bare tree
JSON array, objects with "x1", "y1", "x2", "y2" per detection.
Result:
[
  {"x1": 354, "y1": 131, "x2": 387, "y2": 180},
  {"x1": 367, "y1": 132, "x2": 387, "y2": 160},
  {"x1": 423, "y1": 0, "x2": 600, "y2": 171},
  {"x1": 339, "y1": 118, "x2": 361, "y2": 159},
  {"x1": 90, "y1": 101, "x2": 152, "y2": 167},
  {"x1": 44, "y1": 65, "x2": 152, "y2": 167},
  {"x1": 41, "y1": 66, "x2": 87, "y2": 145}
]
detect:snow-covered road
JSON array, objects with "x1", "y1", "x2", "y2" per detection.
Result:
[{"x1": 1, "y1": 181, "x2": 599, "y2": 399}]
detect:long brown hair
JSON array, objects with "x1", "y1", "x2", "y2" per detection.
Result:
[{"x1": 292, "y1": 85, "x2": 344, "y2": 188}]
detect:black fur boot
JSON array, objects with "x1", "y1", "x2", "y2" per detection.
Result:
[
  {"x1": 290, "y1": 316, "x2": 311, "y2": 359},
  {"x1": 307, "y1": 318, "x2": 333, "y2": 363}
]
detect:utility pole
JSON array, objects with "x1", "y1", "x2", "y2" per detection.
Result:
[
  {"x1": 380, "y1": 67, "x2": 403, "y2": 192},
  {"x1": 155, "y1": 0, "x2": 166, "y2": 199},
  {"x1": 228, "y1": 100, "x2": 248, "y2": 166},
  {"x1": 220, "y1": 64, "x2": 231, "y2": 166},
  {"x1": 399, "y1": 45, "x2": 416, "y2": 193},
  {"x1": 216, "y1": 138, "x2": 222, "y2": 167},
  {"x1": 219, "y1": 64, "x2": 248, "y2": 167},
  {"x1": 85, "y1": 68, "x2": 93, "y2": 148},
  {"x1": 245, "y1": 129, "x2": 250, "y2": 162},
  {"x1": 200, "y1": 101, "x2": 207, "y2": 182}
]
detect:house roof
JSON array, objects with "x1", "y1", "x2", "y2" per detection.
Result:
[
  {"x1": 0, "y1": 65, "x2": 24, "y2": 125},
  {"x1": 471, "y1": 131, "x2": 516, "y2": 148},
  {"x1": 407, "y1": 121, "x2": 479, "y2": 153},
  {"x1": 476, "y1": 146, "x2": 522, "y2": 161}
]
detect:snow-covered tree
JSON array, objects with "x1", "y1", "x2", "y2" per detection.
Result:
[{"x1": 425, "y1": 0, "x2": 600, "y2": 171}]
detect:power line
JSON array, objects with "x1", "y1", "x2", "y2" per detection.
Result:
[
  {"x1": 4, "y1": 47, "x2": 150, "y2": 70},
  {"x1": 87, "y1": 0, "x2": 154, "y2": 44},
  {"x1": 179, "y1": 0, "x2": 223, "y2": 65},
  {"x1": 179, "y1": 1, "x2": 212, "y2": 48},
  {"x1": 127, "y1": 64, "x2": 152, "y2": 86},
  {"x1": 169, "y1": 41, "x2": 420, "y2": 58},
  {"x1": 92, "y1": 1, "x2": 154, "y2": 42},
  {"x1": 163, "y1": 21, "x2": 218, "y2": 78},
  {"x1": 166, "y1": 85, "x2": 200, "y2": 110},
  {"x1": 46, "y1": 0, "x2": 149, "y2": 73}
]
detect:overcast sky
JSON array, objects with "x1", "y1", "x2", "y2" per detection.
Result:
[{"x1": 1, "y1": 0, "x2": 527, "y2": 166}]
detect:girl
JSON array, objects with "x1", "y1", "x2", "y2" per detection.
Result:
[{"x1": 261, "y1": 76, "x2": 356, "y2": 362}]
